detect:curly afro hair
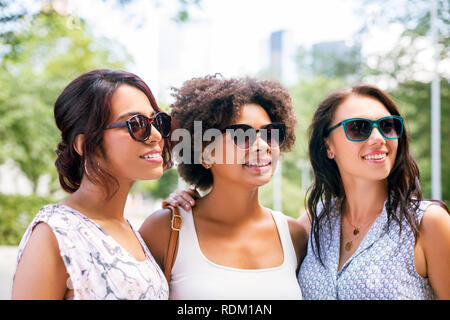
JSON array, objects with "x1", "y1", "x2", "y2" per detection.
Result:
[{"x1": 170, "y1": 74, "x2": 297, "y2": 191}]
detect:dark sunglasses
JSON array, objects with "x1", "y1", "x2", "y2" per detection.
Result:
[
  {"x1": 221, "y1": 122, "x2": 286, "y2": 150},
  {"x1": 105, "y1": 112, "x2": 171, "y2": 142},
  {"x1": 327, "y1": 115, "x2": 403, "y2": 142}
]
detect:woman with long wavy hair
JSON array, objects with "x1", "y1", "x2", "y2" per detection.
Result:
[{"x1": 298, "y1": 84, "x2": 450, "y2": 299}]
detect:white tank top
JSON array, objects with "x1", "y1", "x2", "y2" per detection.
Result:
[{"x1": 169, "y1": 207, "x2": 302, "y2": 300}]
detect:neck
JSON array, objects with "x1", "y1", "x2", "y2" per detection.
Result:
[
  {"x1": 341, "y1": 177, "x2": 387, "y2": 225},
  {"x1": 61, "y1": 177, "x2": 132, "y2": 223},
  {"x1": 197, "y1": 180, "x2": 265, "y2": 225}
]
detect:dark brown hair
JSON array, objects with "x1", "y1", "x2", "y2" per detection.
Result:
[
  {"x1": 307, "y1": 84, "x2": 448, "y2": 265},
  {"x1": 170, "y1": 74, "x2": 297, "y2": 191},
  {"x1": 54, "y1": 69, "x2": 172, "y2": 197}
]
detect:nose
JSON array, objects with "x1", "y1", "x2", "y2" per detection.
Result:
[
  {"x1": 146, "y1": 124, "x2": 163, "y2": 144},
  {"x1": 366, "y1": 125, "x2": 385, "y2": 145},
  {"x1": 250, "y1": 133, "x2": 270, "y2": 153}
]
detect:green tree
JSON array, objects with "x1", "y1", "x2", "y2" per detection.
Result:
[
  {"x1": 357, "y1": 0, "x2": 450, "y2": 203},
  {"x1": 358, "y1": 0, "x2": 449, "y2": 82},
  {"x1": 0, "y1": 7, "x2": 130, "y2": 194},
  {"x1": 389, "y1": 79, "x2": 450, "y2": 202}
]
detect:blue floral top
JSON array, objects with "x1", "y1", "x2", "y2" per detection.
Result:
[{"x1": 298, "y1": 200, "x2": 436, "y2": 300}]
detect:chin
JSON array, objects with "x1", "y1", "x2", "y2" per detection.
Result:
[{"x1": 141, "y1": 168, "x2": 164, "y2": 181}]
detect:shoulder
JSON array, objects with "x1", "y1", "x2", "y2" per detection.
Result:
[
  {"x1": 419, "y1": 203, "x2": 450, "y2": 236},
  {"x1": 417, "y1": 202, "x2": 450, "y2": 264},
  {"x1": 284, "y1": 214, "x2": 308, "y2": 264},
  {"x1": 12, "y1": 220, "x2": 68, "y2": 299},
  {"x1": 417, "y1": 202, "x2": 450, "y2": 298},
  {"x1": 138, "y1": 207, "x2": 174, "y2": 268},
  {"x1": 34, "y1": 203, "x2": 81, "y2": 231},
  {"x1": 286, "y1": 216, "x2": 307, "y2": 239},
  {"x1": 139, "y1": 207, "x2": 174, "y2": 235},
  {"x1": 17, "y1": 203, "x2": 81, "y2": 266}
]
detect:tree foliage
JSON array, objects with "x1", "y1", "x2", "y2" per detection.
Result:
[
  {"x1": 0, "y1": 5, "x2": 130, "y2": 194},
  {"x1": 358, "y1": 0, "x2": 449, "y2": 82},
  {"x1": 356, "y1": 0, "x2": 449, "y2": 202}
]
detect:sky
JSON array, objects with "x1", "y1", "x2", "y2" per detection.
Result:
[{"x1": 68, "y1": 0, "x2": 367, "y2": 101}]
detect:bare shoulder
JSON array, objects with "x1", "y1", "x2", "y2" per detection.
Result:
[
  {"x1": 286, "y1": 216, "x2": 308, "y2": 264},
  {"x1": 420, "y1": 203, "x2": 450, "y2": 232},
  {"x1": 138, "y1": 208, "x2": 174, "y2": 268},
  {"x1": 287, "y1": 216, "x2": 306, "y2": 237},
  {"x1": 418, "y1": 203, "x2": 450, "y2": 299},
  {"x1": 12, "y1": 222, "x2": 67, "y2": 299},
  {"x1": 297, "y1": 212, "x2": 312, "y2": 236}
]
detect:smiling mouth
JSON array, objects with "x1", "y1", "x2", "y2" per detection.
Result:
[
  {"x1": 362, "y1": 153, "x2": 388, "y2": 161},
  {"x1": 140, "y1": 153, "x2": 162, "y2": 160},
  {"x1": 243, "y1": 160, "x2": 272, "y2": 167}
]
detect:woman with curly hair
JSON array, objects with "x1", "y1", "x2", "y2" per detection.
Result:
[
  {"x1": 298, "y1": 84, "x2": 450, "y2": 299},
  {"x1": 12, "y1": 69, "x2": 172, "y2": 299},
  {"x1": 139, "y1": 75, "x2": 306, "y2": 299}
]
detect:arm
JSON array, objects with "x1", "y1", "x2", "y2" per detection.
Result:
[
  {"x1": 140, "y1": 189, "x2": 200, "y2": 270},
  {"x1": 418, "y1": 204, "x2": 450, "y2": 299},
  {"x1": 287, "y1": 217, "x2": 308, "y2": 269},
  {"x1": 298, "y1": 211, "x2": 312, "y2": 238},
  {"x1": 12, "y1": 222, "x2": 68, "y2": 299},
  {"x1": 138, "y1": 208, "x2": 173, "y2": 271}
]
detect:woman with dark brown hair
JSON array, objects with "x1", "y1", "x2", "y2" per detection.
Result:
[
  {"x1": 12, "y1": 69, "x2": 172, "y2": 299},
  {"x1": 298, "y1": 84, "x2": 450, "y2": 299},
  {"x1": 139, "y1": 74, "x2": 306, "y2": 299}
]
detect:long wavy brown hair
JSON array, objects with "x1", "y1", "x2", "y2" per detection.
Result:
[{"x1": 306, "y1": 84, "x2": 448, "y2": 265}]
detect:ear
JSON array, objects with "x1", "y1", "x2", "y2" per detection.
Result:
[
  {"x1": 323, "y1": 137, "x2": 335, "y2": 159},
  {"x1": 202, "y1": 143, "x2": 216, "y2": 169},
  {"x1": 73, "y1": 133, "x2": 85, "y2": 157}
]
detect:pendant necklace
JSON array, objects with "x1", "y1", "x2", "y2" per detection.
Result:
[
  {"x1": 344, "y1": 213, "x2": 380, "y2": 251},
  {"x1": 344, "y1": 220, "x2": 360, "y2": 251}
]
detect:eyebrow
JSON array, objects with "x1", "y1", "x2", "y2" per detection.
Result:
[{"x1": 115, "y1": 110, "x2": 156, "y2": 122}]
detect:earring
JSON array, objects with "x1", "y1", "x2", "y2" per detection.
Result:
[
  {"x1": 327, "y1": 151, "x2": 334, "y2": 159},
  {"x1": 85, "y1": 159, "x2": 101, "y2": 176}
]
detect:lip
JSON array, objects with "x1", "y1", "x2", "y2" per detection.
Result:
[
  {"x1": 140, "y1": 149, "x2": 163, "y2": 163},
  {"x1": 243, "y1": 158, "x2": 272, "y2": 174},
  {"x1": 361, "y1": 150, "x2": 389, "y2": 163}
]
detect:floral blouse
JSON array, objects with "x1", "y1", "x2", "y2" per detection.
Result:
[{"x1": 15, "y1": 203, "x2": 169, "y2": 300}]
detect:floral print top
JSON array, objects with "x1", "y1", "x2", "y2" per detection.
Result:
[{"x1": 15, "y1": 203, "x2": 168, "y2": 300}]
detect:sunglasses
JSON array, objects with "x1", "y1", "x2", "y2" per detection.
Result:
[
  {"x1": 221, "y1": 122, "x2": 286, "y2": 150},
  {"x1": 105, "y1": 112, "x2": 171, "y2": 142},
  {"x1": 327, "y1": 115, "x2": 403, "y2": 142}
]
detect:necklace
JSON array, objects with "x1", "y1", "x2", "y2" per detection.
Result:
[
  {"x1": 344, "y1": 220, "x2": 360, "y2": 251},
  {"x1": 343, "y1": 216, "x2": 377, "y2": 251}
]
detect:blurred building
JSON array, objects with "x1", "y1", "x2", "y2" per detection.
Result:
[
  {"x1": 310, "y1": 40, "x2": 362, "y2": 81},
  {"x1": 267, "y1": 30, "x2": 299, "y2": 86},
  {"x1": 156, "y1": 17, "x2": 214, "y2": 103}
]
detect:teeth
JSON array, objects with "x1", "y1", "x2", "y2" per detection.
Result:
[
  {"x1": 142, "y1": 153, "x2": 161, "y2": 159},
  {"x1": 245, "y1": 161, "x2": 271, "y2": 167},
  {"x1": 363, "y1": 153, "x2": 387, "y2": 160}
]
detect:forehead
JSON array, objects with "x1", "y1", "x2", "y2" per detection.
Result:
[
  {"x1": 110, "y1": 84, "x2": 154, "y2": 118},
  {"x1": 333, "y1": 94, "x2": 391, "y2": 122},
  {"x1": 234, "y1": 103, "x2": 271, "y2": 128}
]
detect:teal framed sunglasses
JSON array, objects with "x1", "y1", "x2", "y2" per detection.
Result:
[{"x1": 327, "y1": 115, "x2": 404, "y2": 142}]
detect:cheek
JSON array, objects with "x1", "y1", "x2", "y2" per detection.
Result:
[
  {"x1": 101, "y1": 134, "x2": 136, "y2": 166},
  {"x1": 214, "y1": 138, "x2": 244, "y2": 164},
  {"x1": 389, "y1": 140, "x2": 398, "y2": 161}
]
